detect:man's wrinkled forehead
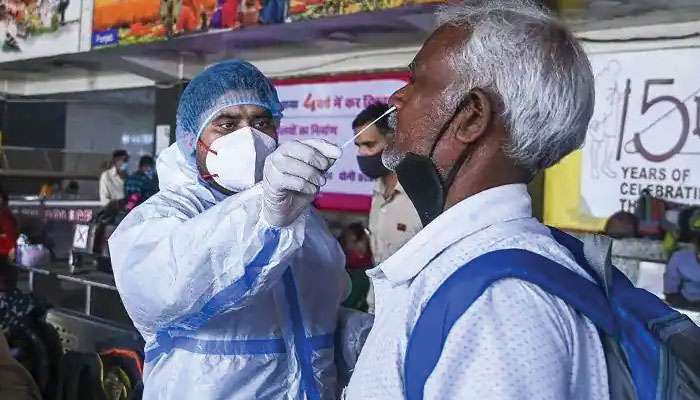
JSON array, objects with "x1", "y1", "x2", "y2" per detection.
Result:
[{"x1": 413, "y1": 24, "x2": 470, "y2": 87}]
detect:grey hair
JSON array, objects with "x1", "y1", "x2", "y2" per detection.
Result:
[{"x1": 437, "y1": 0, "x2": 594, "y2": 171}]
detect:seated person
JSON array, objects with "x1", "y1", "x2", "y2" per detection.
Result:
[
  {"x1": 604, "y1": 211, "x2": 638, "y2": 239},
  {"x1": 124, "y1": 155, "x2": 159, "y2": 210},
  {"x1": 665, "y1": 212, "x2": 700, "y2": 310},
  {"x1": 0, "y1": 190, "x2": 18, "y2": 259},
  {"x1": 339, "y1": 223, "x2": 373, "y2": 312}
]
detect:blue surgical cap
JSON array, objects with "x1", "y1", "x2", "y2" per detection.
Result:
[{"x1": 175, "y1": 59, "x2": 284, "y2": 160}]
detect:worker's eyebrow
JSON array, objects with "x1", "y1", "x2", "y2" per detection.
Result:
[
  {"x1": 215, "y1": 110, "x2": 273, "y2": 120},
  {"x1": 213, "y1": 111, "x2": 243, "y2": 120}
]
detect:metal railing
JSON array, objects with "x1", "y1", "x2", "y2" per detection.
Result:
[{"x1": 0, "y1": 146, "x2": 111, "y2": 179}]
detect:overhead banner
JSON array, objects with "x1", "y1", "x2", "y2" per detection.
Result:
[
  {"x1": 580, "y1": 48, "x2": 700, "y2": 219},
  {"x1": 92, "y1": 0, "x2": 166, "y2": 47},
  {"x1": 0, "y1": 0, "x2": 84, "y2": 61},
  {"x1": 92, "y1": 0, "x2": 285, "y2": 48},
  {"x1": 274, "y1": 72, "x2": 407, "y2": 212},
  {"x1": 288, "y1": 0, "x2": 442, "y2": 21}
]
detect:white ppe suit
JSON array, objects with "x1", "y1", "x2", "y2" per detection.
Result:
[{"x1": 109, "y1": 143, "x2": 367, "y2": 399}]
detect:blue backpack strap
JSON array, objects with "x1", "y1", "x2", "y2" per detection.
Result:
[
  {"x1": 548, "y1": 227, "x2": 602, "y2": 284},
  {"x1": 549, "y1": 228, "x2": 696, "y2": 400},
  {"x1": 404, "y1": 248, "x2": 617, "y2": 400},
  {"x1": 549, "y1": 227, "x2": 676, "y2": 321}
]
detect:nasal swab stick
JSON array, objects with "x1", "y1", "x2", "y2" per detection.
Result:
[{"x1": 341, "y1": 106, "x2": 397, "y2": 149}]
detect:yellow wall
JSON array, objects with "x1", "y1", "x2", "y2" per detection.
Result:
[
  {"x1": 543, "y1": 149, "x2": 607, "y2": 232},
  {"x1": 543, "y1": 0, "x2": 601, "y2": 233}
]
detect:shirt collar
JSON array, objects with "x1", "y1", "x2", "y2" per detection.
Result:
[
  {"x1": 394, "y1": 181, "x2": 405, "y2": 194},
  {"x1": 378, "y1": 183, "x2": 532, "y2": 284},
  {"x1": 373, "y1": 177, "x2": 404, "y2": 197}
]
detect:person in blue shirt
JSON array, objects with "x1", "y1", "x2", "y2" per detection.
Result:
[
  {"x1": 124, "y1": 155, "x2": 159, "y2": 207},
  {"x1": 664, "y1": 212, "x2": 700, "y2": 310}
]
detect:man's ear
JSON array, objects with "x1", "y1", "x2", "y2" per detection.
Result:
[{"x1": 449, "y1": 89, "x2": 493, "y2": 145}]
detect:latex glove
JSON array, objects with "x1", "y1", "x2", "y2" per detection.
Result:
[{"x1": 262, "y1": 138, "x2": 341, "y2": 227}]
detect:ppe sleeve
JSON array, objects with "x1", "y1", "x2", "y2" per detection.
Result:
[
  {"x1": 0, "y1": 213, "x2": 18, "y2": 256},
  {"x1": 108, "y1": 188, "x2": 307, "y2": 341},
  {"x1": 336, "y1": 307, "x2": 374, "y2": 387}
]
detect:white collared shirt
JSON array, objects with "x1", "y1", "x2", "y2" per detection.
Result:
[
  {"x1": 368, "y1": 179, "x2": 422, "y2": 264},
  {"x1": 99, "y1": 166, "x2": 125, "y2": 205},
  {"x1": 346, "y1": 184, "x2": 609, "y2": 400}
]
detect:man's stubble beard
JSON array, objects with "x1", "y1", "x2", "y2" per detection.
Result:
[
  {"x1": 382, "y1": 111, "x2": 405, "y2": 171},
  {"x1": 381, "y1": 105, "x2": 455, "y2": 178},
  {"x1": 382, "y1": 140, "x2": 404, "y2": 171}
]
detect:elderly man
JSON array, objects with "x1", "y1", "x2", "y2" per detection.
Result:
[
  {"x1": 346, "y1": 1, "x2": 608, "y2": 399},
  {"x1": 109, "y1": 60, "x2": 369, "y2": 399}
]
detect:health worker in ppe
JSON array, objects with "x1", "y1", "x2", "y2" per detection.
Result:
[{"x1": 109, "y1": 60, "x2": 370, "y2": 400}]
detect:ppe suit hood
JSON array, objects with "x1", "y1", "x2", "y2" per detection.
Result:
[
  {"x1": 156, "y1": 143, "x2": 198, "y2": 192},
  {"x1": 175, "y1": 59, "x2": 284, "y2": 166}
]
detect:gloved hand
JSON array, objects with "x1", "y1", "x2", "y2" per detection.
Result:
[{"x1": 262, "y1": 138, "x2": 342, "y2": 227}]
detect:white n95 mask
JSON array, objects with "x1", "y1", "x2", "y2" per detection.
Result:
[{"x1": 201, "y1": 126, "x2": 277, "y2": 192}]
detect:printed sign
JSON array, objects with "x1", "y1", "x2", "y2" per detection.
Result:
[
  {"x1": 11, "y1": 205, "x2": 94, "y2": 223},
  {"x1": 92, "y1": 0, "x2": 284, "y2": 48},
  {"x1": 581, "y1": 48, "x2": 700, "y2": 218},
  {"x1": 288, "y1": 0, "x2": 442, "y2": 21},
  {"x1": 275, "y1": 72, "x2": 408, "y2": 212},
  {"x1": 0, "y1": 0, "x2": 84, "y2": 61},
  {"x1": 73, "y1": 224, "x2": 89, "y2": 249}
]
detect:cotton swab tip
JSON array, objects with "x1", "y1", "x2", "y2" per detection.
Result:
[{"x1": 341, "y1": 105, "x2": 397, "y2": 149}]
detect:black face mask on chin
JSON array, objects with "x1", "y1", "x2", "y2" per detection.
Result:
[
  {"x1": 394, "y1": 97, "x2": 472, "y2": 227},
  {"x1": 357, "y1": 152, "x2": 392, "y2": 179}
]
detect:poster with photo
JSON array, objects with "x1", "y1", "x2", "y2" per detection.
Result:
[
  {"x1": 288, "y1": 0, "x2": 442, "y2": 21},
  {"x1": 0, "y1": 0, "x2": 84, "y2": 61},
  {"x1": 92, "y1": 0, "x2": 285, "y2": 48}
]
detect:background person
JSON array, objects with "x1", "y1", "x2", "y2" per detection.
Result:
[
  {"x1": 63, "y1": 180, "x2": 80, "y2": 199},
  {"x1": 0, "y1": 189, "x2": 19, "y2": 298},
  {"x1": 339, "y1": 222, "x2": 373, "y2": 312},
  {"x1": 664, "y1": 212, "x2": 700, "y2": 310},
  {"x1": 124, "y1": 155, "x2": 159, "y2": 210},
  {"x1": 604, "y1": 211, "x2": 638, "y2": 239},
  {"x1": 99, "y1": 150, "x2": 129, "y2": 205},
  {"x1": 353, "y1": 103, "x2": 421, "y2": 313},
  {"x1": 0, "y1": 190, "x2": 18, "y2": 260}
]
